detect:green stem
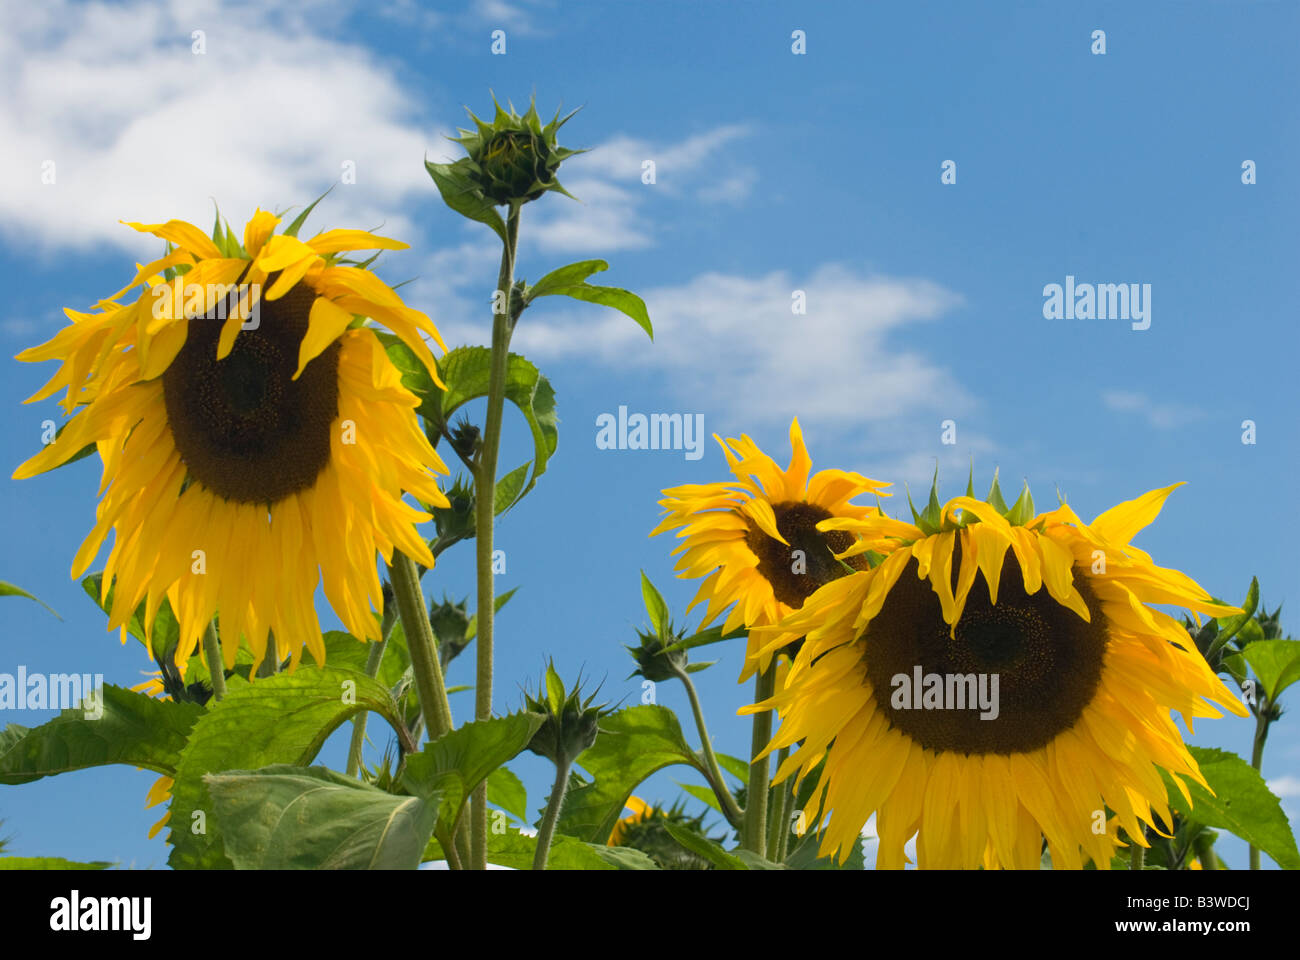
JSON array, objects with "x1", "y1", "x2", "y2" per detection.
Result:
[
  {"x1": 390, "y1": 552, "x2": 453, "y2": 741},
  {"x1": 1249, "y1": 705, "x2": 1270, "y2": 870},
  {"x1": 533, "y1": 758, "x2": 571, "y2": 871},
  {"x1": 671, "y1": 662, "x2": 743, "y2": 829},
  {"x1": 346, "y1": 604, "x2": 398, "y2": 777},
  {"x1": 472, "y1": 204, "x2": 521, "y2": 871},
  {"x1": 767, "y1": 745, "x2": 791, "y2": 860},
  {"x1": 1131, "y1": 831, "x2": 1145, "y2": 871},
  {"x1": 203, "y1": 621, "x2": 226, "y2": 701},
  {"x1": 742, "y1": 666, "x2": 776, "y2": 856}
]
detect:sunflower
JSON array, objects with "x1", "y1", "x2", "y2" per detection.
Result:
[
  {"x1": 743, "y1": 477, "x2": 1249, "y2": 868},
  {"x1": 649, "y1": 418, "x2": 889, "y2": 680},
  {"x1": 608, "y1": 795, "x2": 653, "y2": 846},
  {"x1": 13, "y1": 209, "x2": 450, "y2": 674}
]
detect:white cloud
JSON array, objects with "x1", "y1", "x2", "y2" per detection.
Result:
[
  {"x1": 1269, "y1": 774, "x2": 1300, "y2": 798},
  {"x1": 0, "y1": 0, "x2": 445, "y2": 258},
  {"x1": 1101, "y1": 390, "x2": 1204, "y2": 430}
]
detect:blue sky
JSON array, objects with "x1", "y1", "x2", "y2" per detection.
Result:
[{"x1": 0, "y1": 0, "x2": 1295, "y2": 868}]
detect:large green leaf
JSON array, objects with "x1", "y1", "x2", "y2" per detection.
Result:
[
  {"x1": 423, "y1": 827, "x2": 617, "y2": 870},
  {"x1": 1240, "y1": 639, "x2": 1300, "y2": 703},
  {"x1": 526, "y1": 259, "x2": 652, "y2": 340},
  {"x1": 425, "y1": 159, "x2": 508, "y2": 244},
  {"x1": 167, "y1": 668, "x2": 408, "y2": 869},
  {"x1": 0, "y1": 856, "x2": 112, "y2": 870},
  {"x1": 402, "y1": 712, "x2": 544, "y2": 843},
  {"x1": 207, "y1": 765, "x2": 440, "y2": 870},
  {"x1": 486, "y1": 766, "x2": 528, "y2": 823},
  {"x1": 0, "y1": 685, "x2": 202, "y2": 785},
  {"x1": 1164, "y1": 747, "x2": 1300, "y2": 869},
  {"x1": 588, "y1": 844, "x2": 661, "y2": 870},
  {"x1": 0, "y1": 581, "x2": 60, "y2": 620},
  {"x1": 437, "y1": 347, "x2": 559, "y2": 503},
  {"x1": 661, "y1": 820, "x2": 745, "y2": 869},
  {"x1": 556, "y1": 705, "x2": 703, "y2": 843}
]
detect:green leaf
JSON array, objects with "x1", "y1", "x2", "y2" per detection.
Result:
[
  {"x1": 639, "y1": 571, "x2": 671, "y2": 638},
  {"x1": 494, "y1": 461, "x2": 530, "y2": 515},
  {"x1": 1240, "y1": 639, "x2": 1300, "y2": 703},
  {"x1": 0, "y1": 581, "x2": 60, "y2": 620},
  {"x1": 402, "y1": 712, "x2": 544, "y2": 842},
  {"x1": 167, "y1": 668, "x2": 408, "y2": 869},
  {"x1": 0, "y1": 856, "x2": 112, "y2": 870},
  {"x1": 716, "y1": 753, "x2": 751, "y2": 784},
  {"x1": 684, "y1": 661, "x2": 716, "y2": 674},
  {"x1": 424, "y1": 827, "x2": 616, "y2": 870},
  {"x1": 588, "y1": 843, "x2": 662, "y2": 870},
  {"x1": 425, "y1": 158, "x2": 508, "y2": 243},
  {"x1": 487, "y1": 766, "x2": 528, "y2": 822},
  {"x1": 1215, "y1": 577, "x2": 1260, "y2": 648},
  {"x1": 526, "y1": 259, "x2": 652, "y2": 340},
  {"x1": 783, "y1": 830, "x2": 867, "y2": 870},
  {"x1": 0, "y1": 685, "x2": 202, "y2": 785},
  {"x1": 678, "y1": 781, "x2": 724, "y2": 815},
  {"x1": 434, "y1": 347, "x2": 559, "y2": 504},
  {"x1": 662, "y1": 820, "x2": 746, "y2": 869},
  {"x1": 662, "y1": 624, "x2": 746, "y2": 655},
  {"x1": 557, "y1": 705, "x2": 703, "y2": 843},
  {"x1": 1163, "y1": 747, "x2": 1300, "y2": 870},
  {"x1": 207, "y1": 765, "x2": 439, "y2": 870}
]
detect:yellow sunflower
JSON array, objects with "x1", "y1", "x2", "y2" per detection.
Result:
[
  {"x1": 649, "y1": 418, "x2": 889, "y2": 680},
  {"x1": 743, "y1": 478, "x2": 1248, "y2": 868},
  {"x1": 608, "y1": 795, "x2": 653, "y2": 846},
  {"x1": 13, "y1": 209, "x2": 450, "y2": 674}
]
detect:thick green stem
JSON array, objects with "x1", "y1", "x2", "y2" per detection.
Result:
[
  {"x1": 390, "y1": 553, "x2": 453, "y2": 741},
  {"x1": 203, "y1": 621, "x2": 226, "y2": 701},
  {"x1": 671, "y1": 662, "x2": 743, "y2": 829},
  {"x1": 1131, "y1": 832, "x2": 1145, "y2": 870},
  {"x1": 742, "y1": 667, "x2": 776, "y2": 856},
  {"x1": 1249, "y1": 707, "x2": 1270, "y2": 870},
  {"x1": 472, "y1": 204, "x2": 521, "y2": 870},
  {"x1": 533, "y1": 759, "x2": 571, "y2": 871},
  {"x1": 767, "y1": 745, "x2": 791, "y2": 860}
]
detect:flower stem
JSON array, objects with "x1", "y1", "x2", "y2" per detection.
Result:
[
  {"x1": 472, "y1": 204, "x2": 521, "y2": 870},
  {"x1": 533, "y1": 758, "x2": 571, "y2": 871},
  {"x1": 767, "y1": 745, "x2": 791, "y2": 860},
  {"x1": 670, "y1": 662, "x2": 743, "y2": 829},
  {"x1": 390, "y1": 552, "x2": 453, "y2": 741},
  {"x1": 346, "y1": 603, "x2": 398, "y2": 777},
  {"x1": 1130, "y1": 832, "x2": 1145, "y2": 870},
  {"x1": 742, "y1": 666, "x2": 776, "y2": 856},
  {"x1": 1249, "y1": 705, "x2": 1270, "y2": 870},
  {"x1": 202, "y1": 621, "x2": 226, "y2": 701}
]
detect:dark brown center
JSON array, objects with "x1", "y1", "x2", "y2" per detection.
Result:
[
  {"x1": 862, "y1": 540, "x2": 1107, "y2": 755},
  {"x1": 744, "y1": 501, "x2": 868, "y2": 608},
  {"x1": 161, "y1": 277, "x2": 340, "y2": 504}
]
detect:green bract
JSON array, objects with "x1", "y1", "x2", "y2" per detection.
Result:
[
  {"x1": 451, "y1": 97, "x2": 583, "y2": 208},
  {"x1": 523, "y1": 663, "x2": 612, "y2": 767}
]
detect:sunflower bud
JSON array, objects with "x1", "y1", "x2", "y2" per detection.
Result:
[
  {"x1": 523, "y1": 663, "x2": 612, "y2": 767},
  {"x1": 452, "y1": 96, "x2": 583, "y2": 208},
  {"x1": 432, "y1": 475, "x2": 476, "y2": 542},
  {"x1": 428, "y1": 594, "x2": 472, "y2": 669},
  {"x1": 625, "y1": 627, "x2": 687, "y2": 683}
]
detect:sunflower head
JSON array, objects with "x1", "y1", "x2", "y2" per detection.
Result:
[
  {"x1": 14, "y1": 205, "x2": 450, "y2": 676},
  {"x1": 746, "y1": 472, "x2": 1249, "y2": 869},
  {"x1": 451, "y1": 96, "x2": 583, "y2": 207},
  {"x1": 650, "y1": 418, "x2": 889, "y2": 680}
]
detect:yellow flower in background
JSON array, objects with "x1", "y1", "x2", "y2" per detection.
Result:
[
  {"x1": 650, "y1": 418, "x2": 889, "y2": 681},
  {"x1": 13, "y1": 209, "x2": 450, "y2": 674},
  {"x1": 744, "y1": 480, "x2": 1249, "y2": 869},
  {"x1": 608, "y1": 796, "x2": 653, "y2": 846}
]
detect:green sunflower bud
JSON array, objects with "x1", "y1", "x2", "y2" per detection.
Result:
[
  {"x1": 625, "y1": 627, "x2": 687, "y2": 683},
  {"x1": 432, "y1": 475, "x2": 476, "y2": 542},
  {"x1": 523, "y1": 662, "x2": 612, "y2": 767},
  {"x1": 451, "y1": 96, "x2": 584, "y2": 207},
  {"x1": 428, "y1": 594, "x2": 472, "y2": 669}
]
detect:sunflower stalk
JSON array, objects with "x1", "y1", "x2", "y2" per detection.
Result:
[
  {"x1": 345, "y1": 601, "x2": 399, "y2": 777},
  {"x1": 669, "y1": 661, "x2": 743, "y2": 829},
  {"x1": 390, "y1": 553, "x2": 454, "y2": 741},
  {"x1": 1249, "y1": 705, "x2": 1271, "y2": 870},
  {"x1": 533, "y1": 756, "x2": 572, "y2": 871},
  {"x1": 742, "y1": 666, "x2": 777, "y2": 856},
  {"x1": 470, "y1": 203, "x2": 522, "y2": 870},
  {"x1": 202, "y1": 621, "x2": 226, "y2": 701},
  {"x1": 767, "y1": 745, "x2": 792, "y2": 859}
]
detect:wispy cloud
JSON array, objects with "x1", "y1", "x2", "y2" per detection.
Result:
[
  {"x1": 0, "y1": 0, "x2": 444, "y2": 257},
  {"x1": 1101, "y1": 390, "x2": 1204, "y2": 430}
]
